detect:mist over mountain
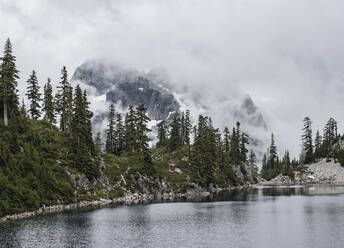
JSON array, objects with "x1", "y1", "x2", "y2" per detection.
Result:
[{"x1": 71, "y1": 59, "x2": 270, "y2": 159}]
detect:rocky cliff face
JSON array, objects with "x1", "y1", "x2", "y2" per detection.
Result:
[{"x1": 72, "y1": 60, "x2": 180, "y2": 120}]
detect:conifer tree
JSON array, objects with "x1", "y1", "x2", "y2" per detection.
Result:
[
  {"x1": 302, "y1": 117, "x2": 313, "y2": 163},
  {"x1": 0, "y1": 39, "x2": 19, "y2": 126},
  {"x1": 105, "y1": 104, "x2": 116, "y2": 154},
  {"x1": 269, "y1": 133, "x2": 278, "y2": 166},
  {"x1": 168, "y1": 113, "x2": 182, "y2": 151},
  {"x1": 135, "y1": 104, "x2": 152, "y2": 163},
  {"x1": 26, "y1": 70, "x2": 41, "y2": 119},
  {"x1": 124, "y1": 105, "x2": 137, "y2": 152},
  {"x1": 114, "y1": 113, "x2": 125, "y2": 156},
  {"x1": 240, "y1": 132, "x2": 249, "y2": 163},
  {"x1": 184, "y1": 110, "x2": 192, "y2": 145},
  {"x1": 43, "y1": 78, "x2": 55, "y2": 124},
  {"x1": 248, "y1": 150, "x2": 258, "y2": 175},
  {"x1": 20, "y1": 98, "x2": 26, "y2": 116},
  {"x1": 156, "y1": 119, "x2": 168, "y2": 147},
  {"x1": 71, "y1": 85, "x2": 97, "y2": 178},
  {"x1": 56, "y1": 66, "x2": 73, "y2": 132},
  {"x1": 223, "y1": 127, "x2": 230, "y2": 152}
]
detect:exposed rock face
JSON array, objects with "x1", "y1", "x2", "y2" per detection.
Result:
[
  {"x1": 106, "y1": 77, "x2": 180, "y2": 120},
  {"x1": 72, "y1": 60, "x2": 180, "y2": 120}
]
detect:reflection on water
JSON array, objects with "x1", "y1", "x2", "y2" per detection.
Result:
[{"x1": 1, "y1": 185, "x2": 344, "y2": 248}]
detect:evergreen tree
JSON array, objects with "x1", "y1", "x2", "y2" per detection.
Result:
[
  {"x1": 302, "y1": 117, "x2": 313, "y2": 164},
  {"x1": 0, "y1": 38, "x2": 19, "y2": 126},
  {"x1": 223, "y1": 127, "x2": 230, "y2": 152},
  {"x1": 135, "y1": 104, "x2": 152, "y2": 163},
  {"x1": 184, "y1": 110, "x2": 192, "y2": 145},
  {"x1": 105, "y1": 104, "x2": 116, "y2": 154},
  {"x1": 314, "y1": 130, "x2": 322, "y2": 159},
  {"x1": 168, "y1": 113, "x2": 182, "y2": 151},
  {"x1": 71, "y1": 85, "x2": 97, "y2": 178},
  {"x1": 240, "y1": 132, "x2": 249, "y2": 163},
  {"x1": 26, "y1": 70, "x2": 41, "y2": 119},
  {"x1": 114, "y1": 113, "x2": 125, "y2": 156},
  {"x1": 248, "y1": 149, "x2": 258, "y2": 175},
  {"x1": 20, "y1": 98, "x2": 26, "y2": 116},
  {"x1": 124, "y1": 105, "x2": 137, "y2": 153},
  {"x1": 269, "y1": 133, "x2": 278, "y2": 166},
  {"x1": 43, "y1": 78, "x2": 55, "y2": 124},
  {"x1": 156, "y1": 119, "x2": 168, "y2": 147},
  {"x1": 55, "y1": 66, "x2": 73, "y2": 132}
]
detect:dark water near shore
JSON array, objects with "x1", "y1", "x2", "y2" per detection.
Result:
[{"x1": 1, "y1": 185, "x2": 344, "y2": 248}]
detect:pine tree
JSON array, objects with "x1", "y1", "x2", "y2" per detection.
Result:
[
  {"x1": 302, "y1": 117, "x2": 313, "y2": 164},
  {"x1": 105, "y1": 104, "x2": 116, "y2": 154},
  {"x1": 20, "y1": 98, "x2": 27, "y2": 116},
  {"x1": 26, "y1": 70, "x2": 41, "y2": 119},
  {"x1": 223, "y1": 127, "x2": 230, "y2": 152},
  {"x1": 168, "y1": 113, "x2": 182, "y2": 151},
  {"x1": 184, "y1": 110, "x2": 192, "y2": 145},
  {"x1": 240, "y1": 132, "x2": 249, "y2": 163},
  {"x1": 269, "y1": 133, "x2": 278, "y2": 165},
  {"x1": 114, "y1": 113, "x2": 125, "y2": 156},
  {"x1": 71, "y1": 85, "x2": 97, "y2": 178},
  {"x1": 124, "y1": 105, "x2": 137, "y2": 153},
  {"x1": 0, "y1": 39, "x2": 19, "y2": 126},
  {"x1": 248, "y1": 149, "x2": 258, "y2": 175},
  {"x1": 55, "y1": 66, "x2": 73, "y2": 132},
  {"x1": 43, "y1": 78, "x2": 55, "y2": 124},
  {"x1": 156, "y1": 120, "x2": 168, "y2": 147},
  {"x1": 135, "y1": 104, "x2": 152, "y2": 163}
]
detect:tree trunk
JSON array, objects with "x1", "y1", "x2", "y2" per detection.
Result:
[{"x1": 3, "y1": 101, "x2": 8, "y2": 127}]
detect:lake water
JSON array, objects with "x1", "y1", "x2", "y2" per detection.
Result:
[{"x1": 1, "y1": 185, "x2": 344, "y2": 248}]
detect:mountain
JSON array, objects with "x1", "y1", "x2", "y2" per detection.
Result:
[
  {"x1": 71, "y1": 59, "x2": 270, "y2": 155},
  {"x1": 72, "y1": 60, "x2": 180, "y2": 120}
]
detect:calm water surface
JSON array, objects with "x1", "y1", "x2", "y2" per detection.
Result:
[{"x1": 1, "y1": 185, "x2": 344, "y2": 248}]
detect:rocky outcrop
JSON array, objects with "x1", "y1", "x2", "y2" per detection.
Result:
[{"x1": 262, "y1": 158, "x2": 344, "y2": 185}]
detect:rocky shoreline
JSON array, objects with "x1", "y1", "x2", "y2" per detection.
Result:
[{"x1": 0, "y1": 186, "x2": 246, "y2": 224}]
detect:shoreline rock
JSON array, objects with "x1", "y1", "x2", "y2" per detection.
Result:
[{"x1": 0, "y1": 186, "x2": 246, "y2": 224}]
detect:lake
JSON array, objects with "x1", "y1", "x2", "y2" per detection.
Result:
[{"x1": 1, "y1": 185, "x2": 344, "y2": 248}]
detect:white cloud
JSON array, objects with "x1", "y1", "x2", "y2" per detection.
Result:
[{"x1": 1, "y1": 0, "x2": 344, "y2": 157}]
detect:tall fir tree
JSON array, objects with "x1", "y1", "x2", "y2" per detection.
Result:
[
  {"x1": 168, "y1": 113, "x2": 182, "y2": 151},
  {"x1": 26, "y1": 70, "x2": 41, "y2": 119},
  {"x1": 43, "y1": 78, "x2": 55, "y2": 124},
  {"x1": 20, "y1": 98, "x2": 26, "y2": 116},
  {"x1": 105, "y1": 104, "x2": 116, "y2": 154},
  {"x1": 156, "y1": 119, "x2": 168, "y2": 147},
  {"x1": 248, "y1": 149, "x2": 258, "y2": 175},
  {"x1": 56, "y1": 66, "x2": 73, "y2": 132},
  {"x1": 0, "y1": 38, "x2": 19, "y2": 126},
  {"x1": 71, "y1": 85, "x2": 97, "y2": 178},
  {"x1": 302, "y1": 117, "x2": 313, "y2": 164},
  {"x1": 124, "y1": 105, "x2": 137, "y2": 153},
  {"x1": 184, "y1": 110, "x2": 192, "y2": 145},
  {"x1": 223, "y1": 127, "x2": 230, "y2": 152},
  {"x1": 135, "y1": 104, "x2": 152, "y2": 163},
  {"x1": 114, "y1": 113, "x2": 125, "y2": 156}
]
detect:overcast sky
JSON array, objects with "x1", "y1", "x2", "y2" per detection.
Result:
[{"x1": 1, "y1": 0, "x2": 344, "y2": 157}]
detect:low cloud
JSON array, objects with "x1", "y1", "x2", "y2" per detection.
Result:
[{"x1": 1, "y1": 0, "x2": 344, "y2": 157}]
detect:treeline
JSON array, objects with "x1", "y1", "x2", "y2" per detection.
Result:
[
  {"x1": 261, "y1": 117, "x2": 344, "y2": 180},
  {"x1": 300, "y1": 117, "x2": 344, "y2": 164},
  {"x1": 0, "y1": 39, "x2": 99, "y2": 179},
  {"x1": 104, "y1": 103, "x2": 257, "y2": 186}
]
